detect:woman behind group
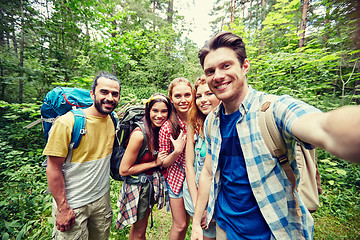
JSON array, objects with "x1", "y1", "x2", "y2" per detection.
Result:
[
  {"x1": 183, "y1": 76, "x2": 220, "y2": 240},
  {"x1": 116, "y1": 93, "x2": 172, "y2": 240},
  {"x1": 159, "y1": 77, "x2": 193, "y2": 240}
]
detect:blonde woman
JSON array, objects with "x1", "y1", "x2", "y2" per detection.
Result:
[
  {"x1": 159, "y1": 78, "x2": 193, "y2": 240},
  {"x1": 184, "y1": 76, "x2": 220, "y2": 240}
]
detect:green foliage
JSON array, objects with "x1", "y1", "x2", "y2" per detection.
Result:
[
  {"x1": 0, "y1": 101, "x2": 45, "y2": 150},
  {"x1": 248, "y1": 50, "x2": 358, "y2": 111},
  {"x1": 313, "y1": 149, "x2": 360, "y2": 239},
  {"x1": 0, "y1": 103, "x2": 52, "y2": 239}
]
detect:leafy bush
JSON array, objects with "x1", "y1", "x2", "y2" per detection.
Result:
[
  {"x1": 313, "y1": 149, "x2": 360, "y2": 239},
  {"x1": 0, "y1": 102, "x2": 52, "y2": 239}
]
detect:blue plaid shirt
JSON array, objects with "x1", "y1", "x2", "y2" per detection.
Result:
[{"x1": 204, "y1": 87, "x2": 321, "y2": 239}]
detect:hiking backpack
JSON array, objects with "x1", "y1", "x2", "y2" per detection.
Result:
[
  {"x1": 110, "y1": 105, "x2": 148, "y2": 181},
  {"x1": 41, "y1": 86, "x2": 117, "y2": 151},
  {"x1": 259, "y1": 94, "x2": 322, "y2": 214}
]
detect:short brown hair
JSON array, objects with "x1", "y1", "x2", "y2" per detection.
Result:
[{"x1": 198, "y1": 31, "x2": 247, "y2": 68}]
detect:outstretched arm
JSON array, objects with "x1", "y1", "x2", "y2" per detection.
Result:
[
  {"x1": 46, "y1": 156, "x2": 75, "y2": 232},
  {"x1": 292, "y1": 106, "x2": 360, "y2": 163}
]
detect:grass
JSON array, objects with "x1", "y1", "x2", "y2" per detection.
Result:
[
  {"x1": 313, "y1": 212, "x2": 360, "y2": 239},
  {"x1": 108, "y1": 179, "x2": 360, "y2": 240},
  {"x1": 109, "y1": 179, "x2": 193, "y2": 240}
]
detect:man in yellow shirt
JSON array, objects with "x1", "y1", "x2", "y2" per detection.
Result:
[{"x1": 43, "y1": 72, "x2": 120, "y2": 239}]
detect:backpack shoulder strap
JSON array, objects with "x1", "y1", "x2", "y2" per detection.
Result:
[
  {"x1": 258, "y1": 94, "x2": 287, "y2": 161},
  {"x1": 259, "y1": 94, "x2": 302, "y2": 216},
  {"x1": 110, "y1": 112, "x2": 118, "y2": 127},
  {"x1": 135, "y1": 122, "x2": 148, "y2": 164},
  {"x1": 71, "y1": 108, "x2": 87, "y2": 149},
  {"x1": 258, "y1": 95, "x2": 298, "y2": 185}
]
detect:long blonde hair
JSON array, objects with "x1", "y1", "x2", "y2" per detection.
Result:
[{"x1": 167, "y1": 77, "x2": 193, "y2": 139}]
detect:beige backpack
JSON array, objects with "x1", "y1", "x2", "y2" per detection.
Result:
[{"x1": 259, "y1": 95, "x2": 322, "y2": 215}]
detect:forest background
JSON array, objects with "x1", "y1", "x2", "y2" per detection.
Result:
[{"x1": 0, "y1": 0, "x2": 359, "y2": 239}]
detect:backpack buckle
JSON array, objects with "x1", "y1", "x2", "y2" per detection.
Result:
[
  {"x1": 278, "y1": 155, "x2": 288, "y2": 164},
  {"x1": 80, "y1": 129, "x2": 87, "y2": 135}
]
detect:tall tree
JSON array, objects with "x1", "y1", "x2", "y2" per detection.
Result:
[
  {"x1": 19, "y1": 2, "x2": 25, "y2": 102},
  {"x1": 167, "y1": 0, "x2": 173, "y2": 23},
  {"x1": 231, "y1": 0, "x2": 236, "y2": 24},
  {"x1": 299, "y1": 0, "x2": 309, "y2": 48}
]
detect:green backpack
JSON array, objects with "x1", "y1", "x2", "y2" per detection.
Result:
[{"x1": 110, "y1": 105, "x2": 148, "y2": 182}]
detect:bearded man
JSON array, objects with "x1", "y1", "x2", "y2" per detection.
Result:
[{"x1": 43, "y1": 72, "x2": 121, "y2": 240}]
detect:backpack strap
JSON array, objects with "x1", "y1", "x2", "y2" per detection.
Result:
[
  {"x1": 259, "y1": 94, "x2": 302, "y2": 217},
  {"x1": 259, "y1": 95, "x2": 287, "y2": 161},
  {"x1": 110, "y1": 112, "x2": 118, "y2": 126},
  {"x1": 135, "y1": 122, "x2": 148, "y2": 164},
  {"x1": 71, "y1": 108, "x2": 87, "y2": 149}
]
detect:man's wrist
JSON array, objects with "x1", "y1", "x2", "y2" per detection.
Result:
[{"x1": 57, "y1": 201, "x2": 71, "y2": 213}]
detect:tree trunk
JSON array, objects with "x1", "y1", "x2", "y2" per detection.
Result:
[
  {"x1": 242, "y1": 1, "x2": 245, "y2": 20},
  {"x1": 231, "y1": 0, "x2": 235, "y2": 24},
  {"x1": 355, "y1": 79, "x2": 360, "y2": 104},
  {"x1": 0, "y1": 28, "x2": 4, "y2": 47},
  {"x1": 0, "y1": 59, "x2": 4, "y2": 100},
  {"x1": 166, "y1": 0, "x2": 174, "y2": 57},
  {"x1": 249, "y1": 0, "x2": 252, "y2": 36},
  {"x1": 12, "y1": 23, "x2": 18, "y2": 55},
  {"x1": 167, "y1": 0, "x2": 173, "y2": 23},
  {"x1": 299, "y1": 0, "x2": 309, "y2": 48},
  {"x1": 260, "y1": 0, "x2": 266, "y2": 54},
  {"x1": 355, "y1": 59, "x2": 360, "y2": 104},
  {"x1": 19, "y1": 1, "x2": 25, "y2": 103},
  {"x1": 153, "y1": 1, "x2": 156, "y2": 30},
  {"x1": 324, "y1": 4, "x2": 330, "y2": 45},
  {"x1": 0, "y1": 27, "x2": 4, "y2": 100},
  {"x1": 6, "y1": 32, "x2": 10, "y2": 49}
]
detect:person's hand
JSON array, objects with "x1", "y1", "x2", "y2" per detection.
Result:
[
  {"x1": 170, "y1": 130, "x2": 187, "y2": 154},
  {"x1": 55, "y1": 206, "x2": 75, "y2": 232},
  {"x1": 155, "y1": 151, "x2": 167, "y2": 166},
  {"x1": 191, "y1": 222, "x2": 204, "y2": 240},
  {"x1": 200, "y1": 210, "x2": 208, "y2": 229}
]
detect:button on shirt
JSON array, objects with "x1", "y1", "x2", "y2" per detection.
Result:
[{"x1": 204, "y1": 87, "x2": 320, "y2": 239}]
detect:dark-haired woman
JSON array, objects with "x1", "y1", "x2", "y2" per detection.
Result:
[{"x1": 116, "y1": 93, "x2": 172, "y2": 240}]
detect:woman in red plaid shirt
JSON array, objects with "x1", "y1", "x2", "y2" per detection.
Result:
[{"x1": 159, "y1": 77, "x2": 193, "y2": 240}]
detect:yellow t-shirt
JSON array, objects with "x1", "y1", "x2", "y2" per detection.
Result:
[{"x1": 43, "y1": 111, "x2": 115, "y2": 208}]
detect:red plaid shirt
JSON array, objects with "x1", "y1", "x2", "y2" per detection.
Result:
[{"x1": 159, "y1": 116, "x2": 187, "y2": 195}]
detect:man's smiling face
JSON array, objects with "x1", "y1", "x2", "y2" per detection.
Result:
[{"x1": 203, "y1": 47, "x2": 250, "y2": 113}]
